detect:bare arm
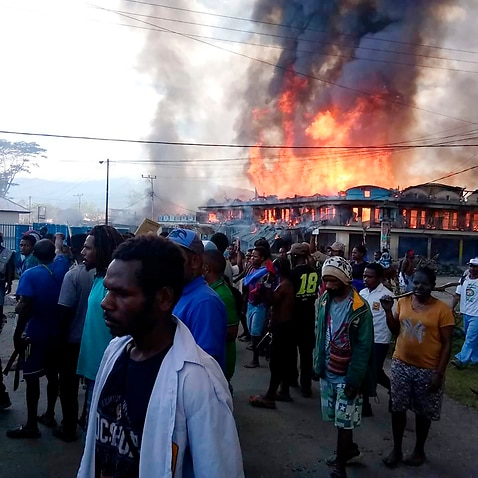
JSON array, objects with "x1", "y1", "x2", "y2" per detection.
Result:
[
  {"x1": 452, "y1": 293, "x2": 460, "y2": 311},
  {"x1": 14, "y1": 296, "x2": 33, "y2": 350},
  {"x1": 309, "y1": 235, "x2": 317, "y2": 254},
  {"x1": 380, "y1": 295, "x2": 400, "y2": 336},
  {"x1": 428, "y1": 324, "x2": 454, "y2": 392}
]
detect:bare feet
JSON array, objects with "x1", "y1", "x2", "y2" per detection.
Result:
[
  {"x1": 403, "y1": 450, "x2": 426, "y2": 466},
  {"x1": 244, "y1": 361, "x2": 259, "y2": 368},
  {"x1": 383, "y1": 449, "x2": 402, "y2": 468}
]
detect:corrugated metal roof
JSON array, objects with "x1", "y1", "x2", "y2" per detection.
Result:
[{"x1": 0, "y1": 197, "x2": 29, "y2": 213}]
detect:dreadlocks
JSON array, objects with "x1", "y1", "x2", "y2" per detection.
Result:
[{"x1": 88, "y1": 225, "x2": 124, "y2": 276}]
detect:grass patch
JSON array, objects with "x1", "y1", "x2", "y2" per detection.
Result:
[{"x1": 444, "y1": 337, "x2": 478, "y2": 409}]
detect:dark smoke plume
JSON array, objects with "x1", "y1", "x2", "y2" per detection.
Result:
[{"x1": 236, "y1": 0, "x2": 477, "y2": 192}]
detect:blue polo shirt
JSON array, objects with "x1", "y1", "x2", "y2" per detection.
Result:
[
  {"x1": 173, "y1": 276, "x2": 227, "y2": 370},
  {"x1": 77, "y1": 276, "x2": 112, "y2": 380},
  {"x1": 16, "y1": 255, "x2": 70, "y2": 341}
]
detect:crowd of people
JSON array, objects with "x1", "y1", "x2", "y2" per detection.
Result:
[{"x1": 0, "y1": 225, "x2": 474, "y2": 477}]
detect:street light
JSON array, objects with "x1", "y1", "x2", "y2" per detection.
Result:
[{"x1": 99, "y1": 159, "x2": 110, "y2": 225}]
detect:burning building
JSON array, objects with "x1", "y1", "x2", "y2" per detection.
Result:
[{"x1": 200, "y1": 183, "x2": 478, "y2": 265}]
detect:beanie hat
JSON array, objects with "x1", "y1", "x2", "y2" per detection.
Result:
[{"x1": 322, "y1": 256, "x2": 352, "y2": 285}]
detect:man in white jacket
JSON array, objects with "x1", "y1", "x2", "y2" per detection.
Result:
[{"x1": 78, "y1": 234, "x2": 244, "y2": 478}]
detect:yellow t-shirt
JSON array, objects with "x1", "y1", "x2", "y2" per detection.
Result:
[{"x1": 393, "y1": 296, "x2": 454, "y2": 369}]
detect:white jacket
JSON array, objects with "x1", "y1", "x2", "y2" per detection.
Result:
[{"x1": 78, "y1": 319, "x2": 244, "y2": 478}]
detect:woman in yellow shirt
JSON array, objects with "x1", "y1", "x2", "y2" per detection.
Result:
[{"x1": 380, "y1": 267, "x2": 454, "y2": 468}]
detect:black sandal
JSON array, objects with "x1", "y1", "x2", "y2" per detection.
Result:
[{"x1": 6, "y1": 425, "x2": 41, "y2": 439}]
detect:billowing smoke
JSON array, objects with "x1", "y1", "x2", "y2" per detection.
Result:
[
  {"x1": 123, "y1": 0, "x2": 256, "y2": 216},
  {"x1": 235, "y1": 0, "x2": 477, "y2": 194}
]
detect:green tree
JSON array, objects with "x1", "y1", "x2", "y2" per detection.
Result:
[{"x1": 0, "y1": 139, "x2": 46, "y2": 197}]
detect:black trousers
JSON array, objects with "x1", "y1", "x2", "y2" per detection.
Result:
[
  {"x1": 295, "y1": 320, "x2": 316, "y2": 391},
  {"x1": 58, "y1": 343, "x2": 81, "y2": 434},
  {"x1": 269, "y1": 321, "x2": 296, "y2": 388}
]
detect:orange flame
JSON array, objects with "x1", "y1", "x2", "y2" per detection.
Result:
[{"x1": 247, "y1": 72, "x2": 395, "y2": 197}]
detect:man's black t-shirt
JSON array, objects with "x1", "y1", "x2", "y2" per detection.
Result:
[
  {"x1": 95, "y1": 344, "x2": 170, "y2": 478},
  {"x1": 290, "y1": 264, "x2": 319, "y2": 324},
  {"x1": 352, "y1": 261, "x2": 368, "y2": 280}
]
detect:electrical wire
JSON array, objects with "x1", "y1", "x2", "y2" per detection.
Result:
[
  {"x1": 120, "y1": 0, "x2": 478, "y2": 57},
  {"x1": 96, "y1": 5, "x2": 478, "y2": 126},
  {"x1": 110, "y1": 6, "x2": 478, "y2": 67}
]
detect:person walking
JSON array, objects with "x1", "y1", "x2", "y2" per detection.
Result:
[
  {"x1": 451, "y1": 257, "x2": 478, "y2": 369},
  {"x1": 314, "y1": 256, "x2": 375, "y2": 478}
]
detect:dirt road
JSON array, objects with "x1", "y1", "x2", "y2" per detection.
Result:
[{"x1": 0, "y1": 277, "x2": 475, "y2": 477}]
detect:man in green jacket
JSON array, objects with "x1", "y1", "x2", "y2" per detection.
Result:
[{"x1": 313, "y1": 256, "x2": 375, "y2": 478}]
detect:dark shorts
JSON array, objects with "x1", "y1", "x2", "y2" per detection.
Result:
[
  {"x1": 23, "y1": 341, "x2": 59, "y2": 379},
  {"x1": 0, "y1": 280, "x2": 5, "y2": 307},
  {"x1": 390, "y1": 358, "x2": 443, "y2": 421}
]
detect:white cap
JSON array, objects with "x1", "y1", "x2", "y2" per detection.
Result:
[{"x1": 469, "y1": 258, "x2": 478, "y2": 266}]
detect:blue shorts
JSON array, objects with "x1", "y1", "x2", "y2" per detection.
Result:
[
  {"x1": 246, "y1": 303, "x2": 268, "y2": 337},
  {"x1": 23, "y1": 341, "x2": 59, "y2": 379}
]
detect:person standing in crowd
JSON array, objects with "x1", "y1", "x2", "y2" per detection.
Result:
[
  {"x1": 400, "y1": 249, "x2": 416, "y2": 292},
  {"x1": 169, "y1": 228, "x2": 227, "y2": 370},
  {"x1": 451, "y1": 258, "x2": 478, "y2": 369},
  {"x1": 380, "y1": 267, "x2": 454, "y2": 468},
  {"x1": 243, "y1": 245, "x2": 271, "y2": 368},
  {"x1": 77, "y1": 225, "x2": 124, "y2": 424},
  {"x1": 249, "y1": 257, "x2": 296, "y2": 408},
  {"x1": 314, "y1": 256, "x2": 375, "y2": 478},
  {"x1": 54, "y1": 233, "x2": 95, "y2": 442},
  {"x1": 350, "y1": 245, "x2": 368, "y2": 292},
  {"x1": 210, "y1": 232, "x2": 234, "y2": 283},
  {"x1": 359, "y1": 263, "x2": 394, "y2": 416},
  {"x1": 329, "y1": 241, "x2": 346, "y2": 258},
  {"x1": 78, "y1": 235, "x2": 244, "y2": 477},
  {"x1": 289, "y1": 242, "x2": 319, "y2": 398},
  {"x1": 279, "y1": 247, "x2": 288, "y2": 259},
  {"x1": 7, "y1": 235, "x2": 70, "y2": 438},
  {"x1": 373, "y1": 251, "x2": 382, "y2": 262},
  {"x1": 203, "y1": 249, "x2": 240, "y2": 384},
  {"x1": 0, "y1": 231, "x2": 15, "y2": 409},
  {"x1": 17, "y1": 233, "x2": 40, "y2": 277}
]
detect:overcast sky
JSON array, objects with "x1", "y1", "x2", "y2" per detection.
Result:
[{"x1": 0, "y1": 0, "x2": 477, "y2": 212}]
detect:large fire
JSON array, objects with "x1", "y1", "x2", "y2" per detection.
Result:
[{"x1": 247, "y1": 71, "x2": 396, "y2": 197}]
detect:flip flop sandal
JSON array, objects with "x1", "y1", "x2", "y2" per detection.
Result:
[{"x1": 249, "y1": 395, "x2": 276, "y2": 409}]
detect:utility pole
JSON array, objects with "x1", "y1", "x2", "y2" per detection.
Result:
[
  {"x1": 142, "y1": 174, "x2": 157, "y2": 220},
  {"x1": 99, "y1": 159, "x2": 110, "y2": 225},
  {"x1": 28, "y1": 195, "x2": 32, "y2": 225},
  {"x1": 73, "y1": 193, "x2": 83, "y2": 215}
]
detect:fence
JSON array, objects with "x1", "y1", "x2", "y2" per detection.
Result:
[{"x1": 0, "y1": 223, "x2": 131, "y2": 254}]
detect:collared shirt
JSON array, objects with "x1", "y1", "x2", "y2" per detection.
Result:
[
  {"x1": 360, "y1": 283, "x2": 395, "y2": 344},
  {"x1": 173, "y1": 275, "x2": 227, "y2": 370},
  {"x1": 77, "y1": 276, "x2": 112, "y2": 380}
]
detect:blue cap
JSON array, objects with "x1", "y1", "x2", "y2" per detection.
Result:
[{"x1": 168, "y1": 229, "x2": 204, "y2": 255}]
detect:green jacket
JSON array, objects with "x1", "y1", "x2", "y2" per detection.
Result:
[{"x1": 313, "y1": 288, "x2": 376, "y2": 396}]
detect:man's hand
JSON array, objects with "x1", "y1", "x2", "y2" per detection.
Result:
[
  {"x1": 427, "y1": 372, "x2": 443, "y2": 393},
  {"x1": 5, "y1": 282, "x2": 12, "y2": 295},
  {"x1": 344, "y1": 383, "x2": 358, "y2": 400},
  {"x1": 380, "y1": 295, "x2": 394, "y2": 311}
]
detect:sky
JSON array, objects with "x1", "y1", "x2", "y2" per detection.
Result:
[
  {"x1": 0, "y1": 0, "x2": 160, "y2": 208},
  {"x1": 0, "y1": 0, "x2": 477, "y2": 215}
]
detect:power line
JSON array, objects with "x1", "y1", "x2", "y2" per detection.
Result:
[
  {"x1": 98, "y1": 5, "x2": 477, "y2": 126},
  {"x1": 3, "y1": 128, "x2": 478, "y2": 148},
  {"x1": 95, "y1": 19, "x2": 478, "y2": 75},
  {"x1": 121, "y1": 0, "x2": 478, "y2": 57},
  {"x1": 110, "y1": 6, "x2": 478, "y2": 67}
]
